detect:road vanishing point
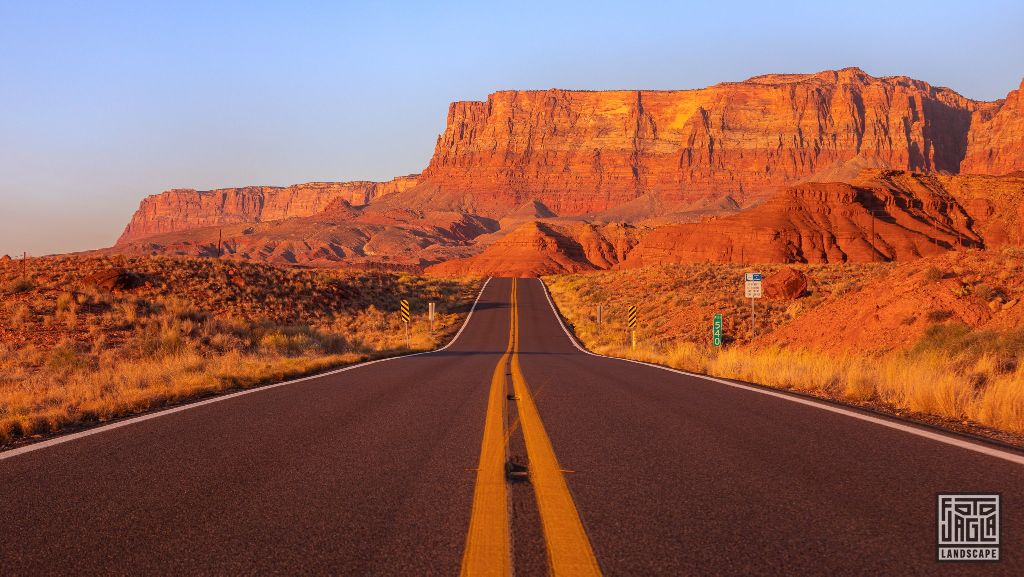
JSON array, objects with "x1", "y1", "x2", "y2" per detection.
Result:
[{"x1": 2, "y1": 278, "x2": 1023, "y2": 575}]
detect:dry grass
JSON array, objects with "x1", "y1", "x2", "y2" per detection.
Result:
[
  {"x1": 581, "y1": 340, "x2": 1024, "y2": 434},
  {"x1": 545, "y1": 253, "x2": 1024, "y2": 435},
  {"x1": 545, "y1": 261, "x2": 889, "y2": 349},
  {"x1": 0, "y1": 255, "x2": 482, "y2": 445}
]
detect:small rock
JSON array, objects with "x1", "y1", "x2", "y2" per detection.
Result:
[{"x1": 1004, "y1": 299, "x2": 1018, "y2": 310}]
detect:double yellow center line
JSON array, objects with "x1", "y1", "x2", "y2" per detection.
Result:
[{"x1": 461, "y1": 278, "x2": 602, "y2": 576}]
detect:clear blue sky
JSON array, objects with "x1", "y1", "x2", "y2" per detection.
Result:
[{"x1": 1, "y1": 0, "x2": 1022, "y2": 256}]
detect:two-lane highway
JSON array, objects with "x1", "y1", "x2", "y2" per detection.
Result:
[{"x1": 2, "y1": 277, "x2": 1023, "y2": 575}]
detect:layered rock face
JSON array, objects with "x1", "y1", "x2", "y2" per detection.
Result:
[
  {"x1": 110, "y1": 68, "x2": 1024, "y2": 272},
  {"x1": 426, "y1": 221, "x2": 641, "y2": 277},
  {"x1": 413, "y1": 68, "x2": 991, "y2": 217},
  {"x1": 962, "y1": 79, "x2": 1024, "y2": 175},
  {"x1": 117, "y1": 175, "x2": 418, "y2": 244},
  {"x1": 855, "y1": 170, "x2": 1024, "y2": 248},
  {"x1": 619, "y1": 173, "x2": 986, "y2": 266},
  {"x1": 108, "y1": 208, "x2": 495, "y2": 268}
]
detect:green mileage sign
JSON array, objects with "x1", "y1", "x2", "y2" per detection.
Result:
[{"x1": 713, "y1": 314, "x2": 723, "y2": 347}]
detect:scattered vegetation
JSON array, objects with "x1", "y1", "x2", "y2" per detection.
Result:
[
  {"x1": 0, "y1": 255, "x2": 482, "y2": 445},
  {"x1": 545, "y1": 261, "x2": 890, "y2": 349},
  {"x1": 546, "y1": 250, "x2": 1024, "y2": 435}
]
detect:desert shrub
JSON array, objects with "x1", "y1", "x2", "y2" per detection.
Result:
[
  {"x1": 913, "y1": 324, "x2": 1024, "y2": 366},
  {"x1": 923, "y1": 266, "x2": 944, "y2": 282},
  {"x1": 209, "y1": 332, "x2": 246, "y2": 353},
  {"x1": 128, "y1": 321, "x2": 189, "y2": 358},
  {"x1": 114, "y1": 300, "x2": 139, "y2": 326},
  {"x1": 972, "y1": 371, "x2": 1024, "y2": 431},
  {"x1": 90, "y1": 330, "x2": 107, "y2": 355},
  {"x1": 259, "y1": 331, "x2": 293, "y2": 356},
  {"x1": 315, "y1": 332, "x2": 348, "y2": 355},
  {"x1": 162, "y1": 298, "x2": 207, "y2": 323},
  {"x1": 875, "y1": 352, "x2": 974, "y2": 417},
  {"x1": 55, "y1": 292, "x2": 74, "y2": 314},
  {"x1": 975, "y1": 283, "x2": 997, "y2": 302},
  {"x1": 46, "y1": 340, "x2": 85, "y2": 372},
  {"x1": 10, "y1": 303, "x2": 31, "y2": 328},
  {"x1": 926, "y1": 309, "x2": 954, "y2": 323},
  {"x1": 831, "y1": 281, "x2": 859, "y2": 297},
  {"x1": 912, "y1": 323, "x2": 974, "y2": 355},
  {"x1": 843, "y1": 362, "x2": 877, "y2": 401},
  {"x1": 259, "y1": 327, "x2": 325, "y2": 357},
  {"x1": 4, "y1": 278, "x2": 34, "y2": 295}
]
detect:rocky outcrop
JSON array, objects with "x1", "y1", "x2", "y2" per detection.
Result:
[
  {"x1": 426, "y1": 221, "x2": 641, "y2": 277},
  {"x1": 763, "y1": 267, "x2": 808, "y2": 299},
  {"x1": 619, "y1": 173, "x2": 986, "y2": 266},
  {"x1": 80, "y1": 267, "x2": 141, "y2": 291},
  {"x1": 106, "y1": 208, "x2": 494, "y2": 269},
  {"x1": 117, "y1": 175, "x2": 419, "y2": 244},
  {"x1": 407, "y1": 68, "x2": 993, "y2": 217},
  {"x1": 853, "y1": 170, "x2": 1024, "y2": 249},
  {"x1": 962, "y1": 78, "x2": 1024, "y2": 175},
  {"x1": 364, "y1": 174, "x2": 420, "y2": 203}
]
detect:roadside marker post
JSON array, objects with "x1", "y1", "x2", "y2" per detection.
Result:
[
  {"x1": 627, "y1": 305, "x2": 638, "y2": 350},
  {"x1": 400, "y1": 299, "x2": 411, "y2": 347},
  {"x1": 744, "y1": 273, "x2": 763, "y2": 339},
  {"x1": 713, "y1": 313, "x2": 723, "y2": 347},
  {"x1": 597, "y1": 304, "x2": 603, "y2": 335},
  {"x1": 428, "y1": 302, "x2": 436, "y2": 333}
]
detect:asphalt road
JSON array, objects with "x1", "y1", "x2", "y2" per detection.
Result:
[{"x1": 2, "y1": 277, "x2": 1023, "y2": 576}]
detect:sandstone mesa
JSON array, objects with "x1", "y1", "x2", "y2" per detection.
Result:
[{"x1": 106, "y1": 68, "x2": 1024, "y2": 275}]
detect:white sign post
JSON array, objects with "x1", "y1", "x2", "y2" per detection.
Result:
[{"x1": 744, "y1": 273, "x2": 763, "y2": 338}]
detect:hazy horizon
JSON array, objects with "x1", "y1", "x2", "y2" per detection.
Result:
[{"x1": 2, "y1": 0, "x2": 1022, "y2": 256}]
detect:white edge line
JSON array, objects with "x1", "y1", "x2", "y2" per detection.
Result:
[
  {"x1": 536, "y1": 278, "x2": 1024, "y2": 467},
  {"x1": 0, "y1": 277, "x2": 494, "y2": 461}
]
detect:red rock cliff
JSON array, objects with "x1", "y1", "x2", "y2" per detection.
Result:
[
  {"x1": 962, "y1": 78, "x2": 1024, "y2": 175},
  {"x1": 414, "y1": 68, "x2": 990, "y2": 217},
  {"x1": 117, "y1": 68, "x2": 1024, "y2": 251},
  {"x1": 618, "y1": 170, "x2": 1024, "y2": 267},
  {"x1": 117, "y1": 175, "x2": 418, "y2": 244}
]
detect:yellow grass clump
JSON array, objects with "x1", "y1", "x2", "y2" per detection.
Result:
[{"x1": 584, "y1": 341, "x2": 1021, "y2": 433}]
